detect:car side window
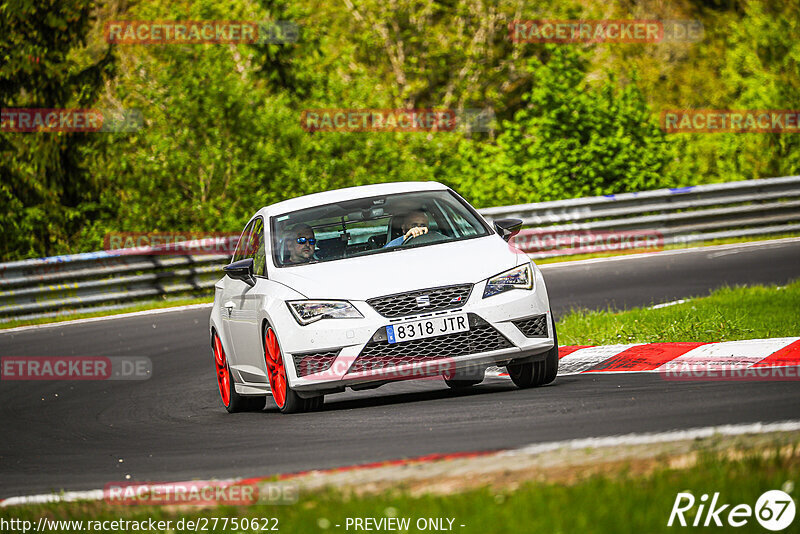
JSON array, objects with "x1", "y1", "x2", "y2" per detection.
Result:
[
  {"x1": 248, "y1": 217, "x2": 266, "y2": 276},
  {"x1": 438, "y1": 201, "x2": 479, "y2": 238},
  {"x1": 232, "y1": 220, "x2": 254, "y2": 263}
]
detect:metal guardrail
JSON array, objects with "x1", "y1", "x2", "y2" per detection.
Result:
[
  {"x1": 479, "y1": 175, "x2": 800, "y2": 257},
  {"x1": 0, "y1": 250, "x2": 227, "y2": 322},
  {"x1": 1, "y1": 176, "x2": 799, "y2": 322}
]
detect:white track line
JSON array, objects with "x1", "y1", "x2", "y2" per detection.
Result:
[
  {"x1": 503, "y1": 420, "x2": 800, "y2": 456},
  {"x1": 1, "y1": 489, "x2": 105, "y2": 507},
  {"x1": 649, "y1": 299, "x2": 688, "y2": 310}
]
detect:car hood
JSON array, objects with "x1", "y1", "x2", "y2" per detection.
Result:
[{"x1": 269, "y1": 235, "x2": 524, "y2": 300}]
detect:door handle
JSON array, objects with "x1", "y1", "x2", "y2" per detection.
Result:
[{"x1": 224, "y1": 301, "x2": 235, "y2": 315}]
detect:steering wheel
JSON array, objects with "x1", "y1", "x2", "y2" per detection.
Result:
[{"x1": 400, "y1": 231, "x2": 446, "y2": 246}]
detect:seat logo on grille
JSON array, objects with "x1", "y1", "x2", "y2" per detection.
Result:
[{"x1": 415, "y1": 295, "x2": 431, "y2": 307}]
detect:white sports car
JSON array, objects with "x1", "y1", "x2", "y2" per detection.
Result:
[{"x1": 210, "y1": 182, "x2": 558, "y2": 413}]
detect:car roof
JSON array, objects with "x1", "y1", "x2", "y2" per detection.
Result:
[{"x1": 256, "y1": 181, "x2": 450, "y2": 219}]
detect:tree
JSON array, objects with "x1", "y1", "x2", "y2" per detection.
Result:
[
  {"x1": 0, "y1": 0, "x2": 115, "y2": 260},
  {"x1": 480, "y1": 45, "x2": 673, "y2": 204},
  {"x1": 715, "y1": 0, "x2": 800, "y2": 179}
]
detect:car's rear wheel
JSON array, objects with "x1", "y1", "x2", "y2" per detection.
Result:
[
  {"x1": 264, "y1": 325, "x2": 323, "y2": 414},
  {"x1": 212, "y1": 332, "x2": 266, "y2": 413},
  {"x1": 507, "y1": 322, "x2": 559, "y2": 388}
]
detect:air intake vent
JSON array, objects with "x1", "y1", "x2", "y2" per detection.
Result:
[{"x1": 512, "y1": 314, "x2": 548, "y2": 338}]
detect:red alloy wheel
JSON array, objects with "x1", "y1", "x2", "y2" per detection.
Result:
[
  {"x1": 212, "y1": 333, "x2": 230, "y2": 407},
  {"x1": 264, "y1": 327, "x2": 287, "y2": 408}
]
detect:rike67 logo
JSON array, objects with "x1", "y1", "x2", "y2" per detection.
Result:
[{"x1": 668, "y1": 490, "x2": 795, "y2": 530}]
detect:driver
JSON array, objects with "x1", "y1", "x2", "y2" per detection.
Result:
[
  {"x1": 286, "y1": 224, "x2": 317, "y2": 264},
  {"x1": 384, "y1": 210, "x2": 431, "y2": 248}
]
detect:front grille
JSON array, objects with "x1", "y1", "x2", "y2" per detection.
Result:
[
  {"x1": 292, "y1": 349, "x2": 340, "y2": 377},
  {"x1": 348, "y1": 314, "x2": 512, "y2": 374},
  {"x1": 367, "y1": 284, "x2": 473, "y2": 318},
  {"x1": 513, "y1": 314, "x2": 548, "y2": 338}
]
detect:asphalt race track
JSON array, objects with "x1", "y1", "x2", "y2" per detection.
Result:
[{"x1": 1, "y1": 240, "x2": 798, "y2": 498}]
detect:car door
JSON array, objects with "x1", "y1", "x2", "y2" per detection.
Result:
[
  {"x1": 220, "y1": 219, "x2": 253, "y2": 368},
  {"x1": 227, "y1": 216, "x2": 270, "y2": 385}
]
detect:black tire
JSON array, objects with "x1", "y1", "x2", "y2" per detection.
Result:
[
  {"x1": 264, "y1": 323, "x2": 323, "y2": 414},
  {"x1": 212, "y1": 331, "x2": 266, "y2": 413},
  {"x1": 280, "y1": 392, "x2": 324, "y2": 414},
  {"x1": 444, "y1": 378, "x2": 482, "y2": 389},
  {"x1": 226, "y1": 388, "x2": 267, "y2": 413},
  {"x1": 224, "y1": 361, "x2": 267, "y2": 413},
  {"x1": 241, "y1": 394, "x2": 267, "y2": 412},
  {"x1": 276, "y1": 387, "x2": 307, "y2": 414},
  {"x1": 222, "y1": 362, "x2": 252, "y2": 413},
  {"x1": 507, "y1": 321, "x2": 559, "y2": 388}
]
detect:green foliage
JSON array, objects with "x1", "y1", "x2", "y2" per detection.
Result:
[
  {"x1": 713, "y1": 0, "x2": 800, "y2": 179},
  {"x1": 0, "y1": 0, "x2": 115, "y2": 259},
  {"x1": 557, "y1": 280, "x2": 800, "y2": 345},
  {"x1": 476, "y1": 45, "x2": 673, "y2": 204},
  {"x1": 2, "y1": 0, "x2": 799, "y2": 260}
]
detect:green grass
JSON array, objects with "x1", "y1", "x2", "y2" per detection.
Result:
[
  {"x1": 2, "y1": 444, "x2": 798, "y2": 533},
  {"x1": 557, "y1": 280, "x2": 800, "y2": 346},
  {"x1": 535, "y1": 233, "x2": 800, "y2": 265},
  {"x1": 0, "y1": 295, "x2": 213, "y2": 330}
]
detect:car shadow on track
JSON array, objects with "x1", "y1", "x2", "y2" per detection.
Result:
[{"x1": 259, "y1": 377, "x2": 561, "y2": 414}]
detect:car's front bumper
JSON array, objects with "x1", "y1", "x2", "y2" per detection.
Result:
[{"x1": 273, "y1": 266, "x2": 554, "y2": 392}]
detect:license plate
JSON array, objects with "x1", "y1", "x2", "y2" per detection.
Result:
[{"x1": 386, "y1": 314, "x2": 470, "y2": 344}]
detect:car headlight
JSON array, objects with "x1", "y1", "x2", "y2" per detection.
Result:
[
  {"x1": 287, "y1": 300, "x2": 364, "y2": 325},
  {"x1": 483, "y1": 264, "x2": 533, "y2": 298}
]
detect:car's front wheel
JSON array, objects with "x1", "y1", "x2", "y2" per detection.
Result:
[
  {"x1": 443, "y1": 366, "x2": 485, "y2": 389},
  {"x1": 264, "y1": 324, "x2": 323, "y2": 414},
  {"x1": 212, "y1": 332, "x2": 266, "y2": 413},
  {"x1": 507, "y1": 322, "x2": 559, "y2": 388}
]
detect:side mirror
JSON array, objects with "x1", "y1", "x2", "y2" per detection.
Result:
[
  {"x1": 224, "y1": 258, "x2": 256, "y2": 287},
  {"x1": 493, "y1": 218, "x2": 523, "y2": 242}
]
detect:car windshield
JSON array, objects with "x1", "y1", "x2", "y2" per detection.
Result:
[{"x1": 271, "y1": 190, "x2": 491, "y2": 267}]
